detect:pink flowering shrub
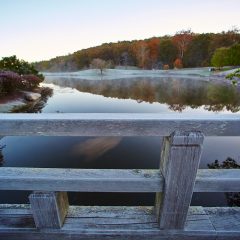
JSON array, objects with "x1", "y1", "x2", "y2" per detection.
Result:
[
  {"x1": 0, "y1": 71, "x2": 43, "y2": 94},
  {"x1": 0, "y1": 71, "x2": 23, "y2": 93},
  {"x1": 22, "y1": 74, "x2": 43, "y2": 88}
]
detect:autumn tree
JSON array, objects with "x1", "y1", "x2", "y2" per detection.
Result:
[
  {"x1": 183, "y1": 34, "x2": 212, "y2": 67},
  {"x1": 159, "y1": 39, "x2": 178, "y2": 67},
  {"x1": 148, "y1": 38, "x2": 160, "y2": 69},
  {"x1": 226, "y1": 26, "x2": 240, "y2": 44},
  {"x1": 112, "y1": 41, "x2": 133, "y2": 66},
  {"x1": 91, "y1": 58, "x2": 107, "y2": 75},
  {"x1": 133, "y1": 41, "x2": 150, "y2": 69},
  {"x1": 174, "y1": 58, "x2": 183, "y2": 69},
  {"x1": 173, "y1": 30, "x2": 194, "y2": 60}
]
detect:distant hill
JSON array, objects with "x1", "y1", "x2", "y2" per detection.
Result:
[{"x1": 34, "y1": 30, "x2": 240, "y2": 72}]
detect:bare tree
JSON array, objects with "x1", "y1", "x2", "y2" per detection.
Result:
[
  {"x1": 227, "y1": 26, "x2": 240, "y2": 44},
  {"x1": 91, "y1": 58, "x2": 107, "y2": 75},
  {"x1": 173, "y1": 29, "x2": 194, "y2": 59},
  {"x1": 135, "y1": 41, "x2": 150, "y2": 69}
]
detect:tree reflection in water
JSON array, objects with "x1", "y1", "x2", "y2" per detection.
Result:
[
  {"x1": 45, "y1": 77, "x2": 240, "y2": 113},
  {"x1": 11, "y1": 87, "x2": 53, "y2": 113}
]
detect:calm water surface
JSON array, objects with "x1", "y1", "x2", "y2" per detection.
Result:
[
  {"x1": 43, "y1": 76, "x2": 240, "y2": 113},
  {"x1": 0, "y1": 76, "x2": 239, "y2": 206}
]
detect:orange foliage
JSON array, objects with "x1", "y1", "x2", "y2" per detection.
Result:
[
  {"x1": 148, "y1": 38, "x2": 160, "y2": 66},
  {"x1": 174, "y1": 58, "x2": 183, "y2": 69},
  {"x1": 133, "y1": 41, "x2": 150, "y2": 69}
]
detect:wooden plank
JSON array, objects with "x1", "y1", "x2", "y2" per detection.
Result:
[
  {"x1": 206, "y1": 208, "x2": 240, "y2": 230},
  {"x1": 0, "y1": 167, "x2": 239, "y2": 192},
  {"x1": 56, "y1": 192, "x2": 69, "y2": 228},
  {"x1": 0, "y1": 205, "x2": 31, "y2": 215},
  {"x1": 194, "y1": 169, "x2": 240, "y2": 192},
  {"x1": 155, "y1": 131, "x2": 204, "y2": 229},
  {"x1": 185, "y1": 207, "x2": 215, "y2": 232},
  {"x1": 1, "y1": 206, "x2": 239, "y2": 239},
  {"x1": 0, "y1": 168, "x2": 163, "y2": 192},
  {"x1": 169, "y1": 131, "x2": 204, "y2": 145},
  {"x1": 0, "y1": 113, "x2": 240, "y2": 136},
  {"x1": 29, "y1": 192, "x2": 69, "y2": 229},
  {"x1": 205, "y1": 208, "x2": 240, "y2": 240},
  {"x1": 0, "y1": 205, "x2": 217, "y2": 240},
  {"x1": 0, "y1": 231, "x2": 217, "y2": 240}
]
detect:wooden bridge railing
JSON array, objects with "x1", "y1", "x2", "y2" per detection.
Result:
[{"x1": 0, "y1": 113, "x2": 240, "y2": 240}]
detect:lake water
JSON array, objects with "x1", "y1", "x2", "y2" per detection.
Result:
[{"x1": 0, "y1": 76, "x2": 240, "y2": 206}]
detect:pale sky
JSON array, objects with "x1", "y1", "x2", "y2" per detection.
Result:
[{"x1": 0, "y1": 0, "x2": 239, "y2": 62}]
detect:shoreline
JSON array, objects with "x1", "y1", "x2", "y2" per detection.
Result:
[
  {"x1": 43, "y1": 68, "x2": 239, "y2": 86},
  {"x1": 0, "y1": 87, "x2": 53, "y2": 113}
]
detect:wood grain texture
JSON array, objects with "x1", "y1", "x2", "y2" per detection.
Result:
[
  {"x1": 29, "y1": 192, "x2": 69, "y2": 229},
  {"x1": 0, "y1": 168, "x2": 163, "y2": 192},
  {"x1": 0, "y1": 205, "x2": 221, "y2": 240},
  {"x1": 0, "y1": 167, "x2": 239, "y2": 192},
  {"x1": 1, "y1": 206, "x2": 239, "y2": 239},
  {"x1": 205, "y1": 207, "x2": 240, "y2": 240},
  {"x1": 0, "y1": 113, "x2": 240, "y2": 136},
  {"x1": 156, "y1": 131, "x2": 204, "y2": 229},
  {"x1": 194, "y1": 169, "x2": 240, "y2": 192}
]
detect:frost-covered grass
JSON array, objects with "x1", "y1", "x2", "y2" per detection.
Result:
[{"x1": 43, "y1": 68, "x2": 214, "y2": 80}]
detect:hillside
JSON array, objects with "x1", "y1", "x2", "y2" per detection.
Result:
[{"x1": 35, "y1": 30, "x2": 240, "y2": 72}]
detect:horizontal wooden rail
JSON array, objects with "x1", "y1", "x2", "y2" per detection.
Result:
[
  {"x1": 0, "y1": 168, "x2": 239, "y2": 192},
  {"x1": 0, "y1": 205, "x2": 239, "y2": 240},
  {"x1": 0, "y1": 113, "x2": 240, "y2": 136}
]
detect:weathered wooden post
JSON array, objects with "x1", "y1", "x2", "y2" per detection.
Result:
[
  {"x1": 29, "y1": 191, "x2": 69, "y2": 229},
  {"x1": 155, "y1": 131, "x2": 204, "y2": 229}
]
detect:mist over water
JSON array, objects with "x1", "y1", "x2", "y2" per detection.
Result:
[{"x1": 39, "y1": 76, "x2": 240, "y2": 114}]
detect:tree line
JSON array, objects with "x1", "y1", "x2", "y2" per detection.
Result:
[{"x1": 35, "y1": 29, "x2": 240, "y2": 72}]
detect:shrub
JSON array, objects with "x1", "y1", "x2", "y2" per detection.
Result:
[
  {"x1": 173, "y1": 58, "x2": 183, "y2": 69},
  {"x1": 0, "y1": 55, "x2": 44, "y2": 80},
  {"x1": 163, "y1": 64, "x2": 170, "y2": 70},
  {"x1": 211, "y1": 47, "x2": 230, "y2": 67},
  {"x1": 226, "y1": 69, "x2": 240, "y2": 80},
  {"x1": 0, "y1": 71, "x2": 23, "y2": 93},
  {"x1": 0, "y1": 71, "x2": 43, "y2": 94},
  {"x1": 211, "y1": 44, "x2": 240, "y2": 67},
  {"x1": 22, "y1": 74, "x2": 43, "y2": 88},
  {"x1": 232, "y1": 80, "x2": 238, "y2": 85}
]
